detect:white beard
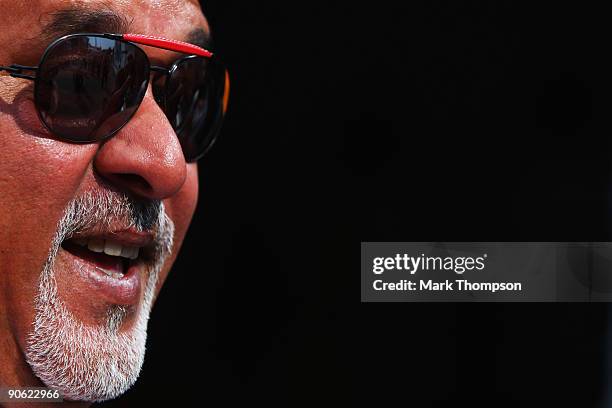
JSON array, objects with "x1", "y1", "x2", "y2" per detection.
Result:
[{"x1": 23, "y1": 192, "x2": 174, "y2": 402}]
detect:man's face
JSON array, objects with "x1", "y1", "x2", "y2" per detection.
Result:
[{"x1": 0, "y1": 0, "x2": 208, "y2": 402}]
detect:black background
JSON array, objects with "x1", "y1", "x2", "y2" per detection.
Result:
[{"x1": 100, "y1": 1, "x2": 608, "y2": 407}]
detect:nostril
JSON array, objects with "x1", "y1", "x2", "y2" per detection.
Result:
[{"x1": 112, "y1": 173, "x2": 153, "y2": 194}]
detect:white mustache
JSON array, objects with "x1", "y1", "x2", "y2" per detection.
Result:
[{"x1": 52, "y1": 190, "x2": 173, "y2": 264}]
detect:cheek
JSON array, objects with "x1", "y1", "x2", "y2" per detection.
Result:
[
  {"x1": 0, "y1": 96, "x2": 97, "y2": 337},
  {"x1": 0, "y1": 96, "x2": 95, "y2": 222},
  {"x1": 1, "y1": 83, "x2": 48, "y2": 138}
]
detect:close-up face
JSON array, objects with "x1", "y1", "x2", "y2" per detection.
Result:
[{"x1": 0, "y1": 0, "x2": 219, "y2": 403}]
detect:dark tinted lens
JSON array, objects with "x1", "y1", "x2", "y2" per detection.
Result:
[
  {"x1": 165, "y1": 56, "x2": 227, "y2": 161},
  {"x1": 35, "y1": 35, "x2": 149, "y2": 142}
]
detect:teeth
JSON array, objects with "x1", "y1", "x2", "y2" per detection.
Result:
[
  {"x1": 88, "y1": 239, "x2": 105, "y2": 253},
  {"x1": 121, "y1": 246, "x2": 140, "y2": 260},
  {"x1": 77, "y1": 238, "x2": 141, "y2": 260},
  {"x1": 104, "y1": 240, "x2": 122, "y2": 257}
]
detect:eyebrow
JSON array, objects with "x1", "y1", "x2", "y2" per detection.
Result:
[{"x1": 40, "y1": 7, "x2": 212, "y2": 50}]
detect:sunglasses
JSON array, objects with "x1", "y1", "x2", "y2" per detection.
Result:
[{"x1": 0, "y1": 33, "x2": 229, "y2": 162}]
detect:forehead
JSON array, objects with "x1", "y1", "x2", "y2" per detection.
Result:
[{"x1": 0, "y1": 0, "x2": 209, "y2": 62}]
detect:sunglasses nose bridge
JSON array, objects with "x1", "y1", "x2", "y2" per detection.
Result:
[{"x1": 148, "y1": 67, "x2": 169, "y2": 106}]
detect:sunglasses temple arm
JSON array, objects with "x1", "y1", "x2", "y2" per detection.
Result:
[
  {"x1": 0, "y1": 64, "x2": 37, "y2": 80},
  {"x1": 104, "y1": 33, "x2": 214, "y2": 58}
]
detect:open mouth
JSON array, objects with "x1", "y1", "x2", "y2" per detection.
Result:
[
  {"x1": 58, "y1": 233, "x2": 154, "y2": 306},
  {"x1": 62, "y1": 238, "x2": 141, "y2": 279}
]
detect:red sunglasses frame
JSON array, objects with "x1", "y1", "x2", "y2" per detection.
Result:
[
  {"x1": 114, "y1": 33, "x2": 213, "y2": 57},
  {"x1": 0, "y1": 32, "x2": 214, "y2": 78}
]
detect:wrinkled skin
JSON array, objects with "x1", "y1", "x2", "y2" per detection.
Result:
[{"x1": 0, "y1": 1, "x2": 208, "y2": 406}]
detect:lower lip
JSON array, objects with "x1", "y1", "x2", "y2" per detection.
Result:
[{"x1": 61, "y1": 242, "x2": 143, "y2": 306}]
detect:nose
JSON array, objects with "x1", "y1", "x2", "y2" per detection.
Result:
[{"x1": 93, "y1": 95, "x2": 187, "y2": 200}]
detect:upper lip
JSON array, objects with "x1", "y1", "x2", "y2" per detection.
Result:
[{"x1": 68, "y1": 228, "x2": 154, "y2": 249}]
